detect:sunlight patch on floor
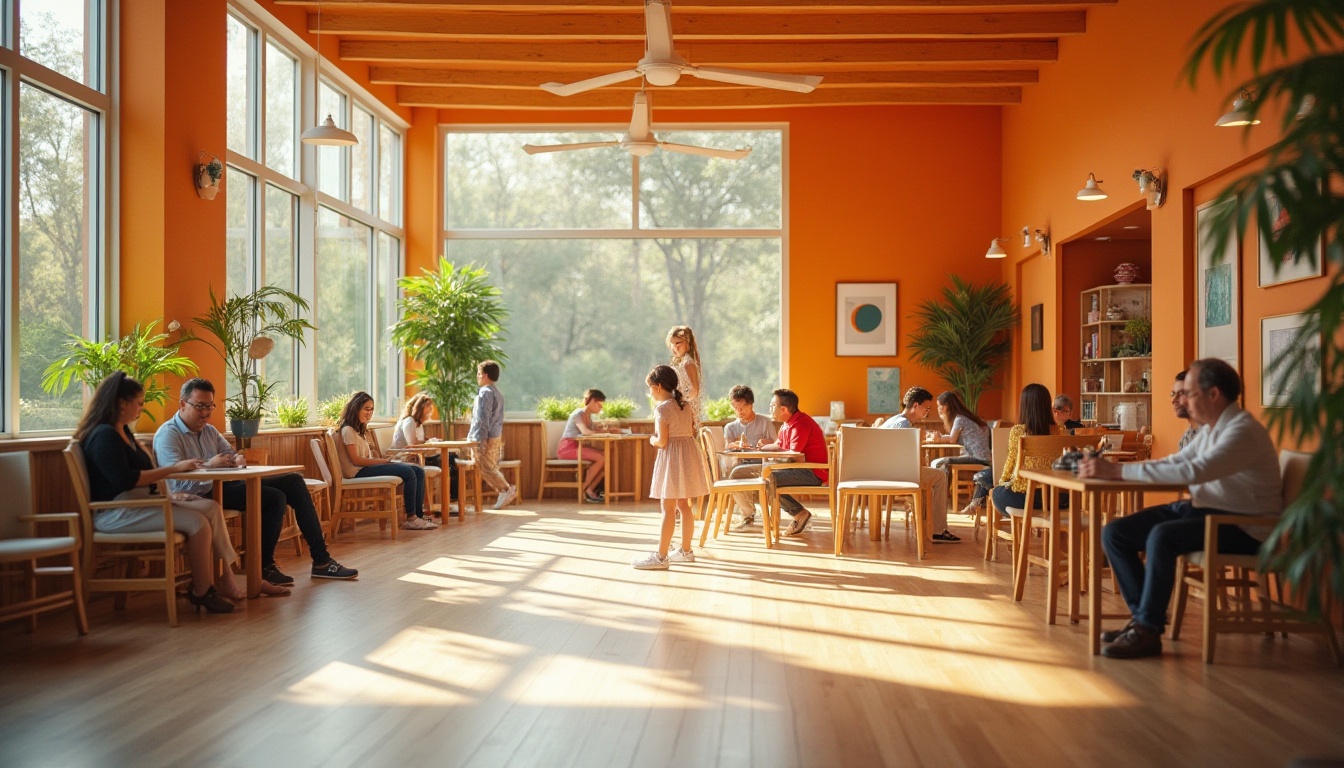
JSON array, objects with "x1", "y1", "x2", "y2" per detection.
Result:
[
  {"x1": 506, "y1": 654, "x2": 710, "y2": 708},
  {"x1": 282, "y1": 660, "x2": 472, "y2": 706}
]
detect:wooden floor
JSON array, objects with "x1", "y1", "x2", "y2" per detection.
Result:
[{"x1": 2, "y1": 501, "x2": 1342, "y2": 768}]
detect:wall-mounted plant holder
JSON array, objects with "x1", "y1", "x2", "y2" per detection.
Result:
[{"x1": 195, "y1": 152, "x2": 224, "y2": 200}]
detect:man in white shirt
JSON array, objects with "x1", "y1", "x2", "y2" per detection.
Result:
[
  {"x1": 1078, "y1": 358, "x2": 1281, "y2": 659},
  {"x1": 1171, "y1": 370, "x2": 1202, "y2": 451},
  {"x1": 722, "y1": 385, "x2": 780, "y2": 530}
]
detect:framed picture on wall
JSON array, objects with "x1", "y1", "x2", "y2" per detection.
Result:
[
  {"x1": 836, "y1": 282, "x2": 897, "y2": 356},
  {"x1": 867, "y1": 366, "x2": 901, "y2": 414},
  {"x1": 1261, "y1": 312, "x2": 1320, "y2": 406},
  {"x1": 1196, "y1": 198, "x2": 1240, "y2": 370},
  {"x1": 1258, "y1": 186, "x2": 1325, "y2": 287},
  {"x1": 1030, "y1": 304, "x2": 1044, "y2": 351}
]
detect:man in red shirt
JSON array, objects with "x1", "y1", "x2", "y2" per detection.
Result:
[{"x1": 758, "y1": 388, "x2": 829, "y2": 536}]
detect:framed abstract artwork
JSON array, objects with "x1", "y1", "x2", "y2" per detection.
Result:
[
  {"x1": 1258, "y1": 187, "x2": 1325, "y2": 287},
  {"x1": 1196, "y1": 199, "x2": 1240, "y2": 370},
  {"x1": 836, "y1": 282, "x2": 897, "y2": 356},
  {"x1": 1261, "y1": 312, "x2": 1320, "y2": 406},
  {"x1": 1030, "y1": 304, "x2": 1043, "y2": 351}
]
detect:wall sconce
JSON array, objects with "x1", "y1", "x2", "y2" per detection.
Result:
[
  {"x1": 984, "y1": 238, "x2": 1007, "y2": 259},
  {"x1": 194, "y1": 152, "x2": 223, "y2": 200},
  {"x1": 1215, "y1": 90, "x2": 1261, "y2": 127},
  {"x1": 1132, "y1": 168, "x2": 1166, "y2": 209},
  {"x1": 1076, "y1": 173, "x2": 1107, "y2": 201},
  {"x1": 1022, "y1": 226, "x2": 1051, "y2": 255}
]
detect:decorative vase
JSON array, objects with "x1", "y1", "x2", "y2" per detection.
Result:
[
  {"x1": 195, "y1": 165, "x2": 220, "y2": 200},
  {"x1": 1114, "y1": 262, "x2": 1140, "y2": 284},
  {"x1": 230, "y1": 418, "x2": 261, "y2": 440}
]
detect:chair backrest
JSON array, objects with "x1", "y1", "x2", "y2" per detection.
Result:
[
  {"x1": 1015, "y1": 434, "x2": 1100, "y2": 477},
  {"x1": 991, "y1": 427, "x2": 1014, "y2": 480},
  {"x1": 698, "y1": 427, "x2": 722, "y2": 484},
  {"x1": 542, "y1": 419, "x2": 567, "y2": 459},
  {"x1": 0, "y1": 452, "x2": 34, "y2": 540},
  {"x1": 62, "y1": 441, "x2": 98, "y2": 546},
  {"x1": 704, "y1": 425, "x2": 725, "y2": 456},
  {"x1": 368, "y1": 425, "x2": 395, "y2": 458},
  {"x1": 325, "y1": 429, "x2": 357, "y2": 481},
  {"x1": 837, "y1": 425, "x2": 920, "y2": 484},
  {"x1": 1280, "y1": 449, "x2": 1311, "y2": 506},
  {"x1": 310, "y1": 438, "x2": 334, "y2": 487}
]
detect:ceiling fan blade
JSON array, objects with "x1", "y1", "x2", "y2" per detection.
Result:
[
  {"x1": 541, "y1": 70, "x2": 641, "y2": 97},
  {"x1": 629, "y1": 92, "x2": 652, "y2": 141},
  {"x1": 659, "y1": 142, "x2": 752, "y2": 161},
  {"x1": 522, "y1": 141, "x2": 620, "y2": 155},
  {"x1": 644, "y1": 0, "x2": 676, "y2": 61},
  {"x1": 688, "y1": 66, "x2": 822, "y2": 94}
]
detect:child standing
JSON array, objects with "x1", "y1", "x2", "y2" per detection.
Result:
[
  {"x1": 468, "y1": 360, "x2": 517, "y2": 509},
  {"x1": 634, "y1": 365, "x2": 709, "y2": 570},
  {"x1": 666, "y1": 326, "x2": 705, "y2": 428}
]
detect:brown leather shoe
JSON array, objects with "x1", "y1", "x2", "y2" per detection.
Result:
[
  {"x1": 1100, "y1": 619, "x2": 1136, "y2": 644},
  {"x1": 1101, "y1": 622, "x2": 1163, "y2": 659}
]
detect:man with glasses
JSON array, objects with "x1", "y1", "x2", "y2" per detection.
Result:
[
  {"x1": 876, "y1": 386, "x2": 954, "y2": 542},
  {"x1": 1052, "y1": 395, "x2": 1085, "y2": 433},
  {"x1": 1172, "y1": 370, "x2": 1202, "y2": 451},
  {"x1": 154, "y1": 378, "x2": 358, "y2": 585}
]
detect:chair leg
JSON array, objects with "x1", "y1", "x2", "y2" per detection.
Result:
[{"x1": 1202, "y1": 565, "x2": 1218, "y2": 664}]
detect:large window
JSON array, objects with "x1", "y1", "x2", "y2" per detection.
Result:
[
  {"x1": 443, "y1": 129, "x2": 783, "y2": 414},
  {"x1": 7, "y1": 1, "x2": 110, "y2": 434},
  {"x1": 226, "y1": 4, "x2": 404, "y2": 414}
]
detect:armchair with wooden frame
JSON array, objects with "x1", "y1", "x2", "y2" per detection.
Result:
[
  {"x1": 0, "y1": 452, "x2": 88, "y2": 635},
  {"x1": 762, "y1": 439, "x2": 835, "y2": 546},
  {"x1": 697, "y1": 426, "x2": 772, "y2": 548},
  {"x1": 321, "y1": 430, "x2": 403, "y2": 540}
]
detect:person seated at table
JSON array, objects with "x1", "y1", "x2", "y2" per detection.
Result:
[
  {"x1": 340, "y1": 391, "x2": 435, "y2": 531},
  {"x1": 1171, "y1": 370, "x2": 1203, "y2": 452},
  {"x1": 393, "y1": 392, "x2": 460, "y2": 514},
  {"x1": 76, "y1": 372, "x2": 238, "y2": 614},
  {"x1": 927, "y1": 390, "x2": 991, "y2": 471},
  {"x1": 156, "y1": 378, "x2": 358, "y2": 587},
  {"x1": 876, "y1": 386, "x2": 955, "y2": 543},
  {"x1": 985, "y1": 383, "x2": 1065, "y2": 518},
  {"x1": 757, "y1": 388, "x2": 829, "y2": 536},
  {"x1": 1053, "y1": 395, "x2": 1086, "y2": 433},
  {"x1": 1079, "y1": 358, "x2": 1281, "y2": 660},
  {"x1": 721, "y1": 385, "x2": 780, "y2": 531},
  {"x1": 559, "y1": 388, "x2": 615, "y2": 503},
  {"x1": 878, "y1": 386, "x2": 932, "y2": 429}
]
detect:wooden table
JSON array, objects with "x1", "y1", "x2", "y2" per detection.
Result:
[
  {"x1": 921, "y1": 442, "x2": 962, "y2": 466},
  {"x1": 420, "y1": 440, "x2": 478, "y2": 518},
  {"x1": 166, "y1": 464, "x2": 305, "y2": 599},
  {"x1": 1017, "y1": 468, "x2": 1188, "y2": 655},
  {"x1": 575, "y1": 432, "x2": 649, "y2": 505}
]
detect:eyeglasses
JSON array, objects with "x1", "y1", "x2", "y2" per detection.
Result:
[
  {"x1": 1053, "y1": 407, "x2": 1070, "y2": 413},
  {"x1": 184, "y1": 401, "x2": 217, "y2": 412},
  {"x1": 1170, "y1": 391, "x2": 1186, "y2": 401}
]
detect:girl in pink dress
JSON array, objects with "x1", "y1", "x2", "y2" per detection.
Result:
[{"x1": 634, "y1": 365, "x2": 709, "y2": 570}]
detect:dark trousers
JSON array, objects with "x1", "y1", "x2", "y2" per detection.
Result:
[
  {"x1": 221, "y1": 474, "x2": 329, "y2": 568},
  {"x1": 769, "y1": 467, "x2": 822, "y2": 516},
  {"x1": 356, "y1": 462, "x2": 426, "y2": 517},
  {"x1": 991, "y1": 484, "x2": 1069, "y2": 517},
  {"x1": 1101, "y1": 499, "x2": 1262, "y2": 631},
  {"x1": 971, "y1": 467, "x2": 994, "y2": 505},
  {"x1": 425, "y1": 453, "x2": 459, "y2": 501}
]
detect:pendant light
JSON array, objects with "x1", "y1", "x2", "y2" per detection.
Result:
[{"x1": 301, "y1": 0, "x2": 357, "y2": 147}]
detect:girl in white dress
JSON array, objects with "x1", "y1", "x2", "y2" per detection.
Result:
[
  {"x1": 666, "y1": 326, "x2": 705, "y2": 428},
  {"x1": 634, "y1": 365, "x2": 710, "y2": 570}
]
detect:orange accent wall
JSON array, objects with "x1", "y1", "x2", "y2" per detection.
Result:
[{"x1": 411, "y1": 105, "x2": 1006, "y2": 420}]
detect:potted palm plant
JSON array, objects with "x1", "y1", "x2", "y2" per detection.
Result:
[
  {"x1": 40, "y1": 320, "x2": 197, "y2": 423},
  {"x1": 192, "y1": 286, "x2": 315, "y2": 443},
  {"x1": 907, "y1": 277, "x2": 1018, "y2": 412}
]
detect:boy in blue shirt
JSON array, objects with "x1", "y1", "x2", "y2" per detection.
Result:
[{"x1": 468, "y1": 360, "x2": 516, "y2": 508}]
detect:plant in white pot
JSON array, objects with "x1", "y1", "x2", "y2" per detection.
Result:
[{"x1": 192, "y1": 286, "x2": 315, "y2": 444}]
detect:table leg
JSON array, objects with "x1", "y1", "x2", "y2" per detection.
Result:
[
  {"x1": 1088, "y1": 489, "x2": 1103, "y2": 655},
  {"x1": 603, "y1": 440, "x2": 614, "y2": 505},
  {"x1": 1068, "y1": 490, "x2": 1082, "y2": 624},
  {"x1": 246, "y1": 477, "x2": 262, "y2": 599},
  {"x1": 439, "y1": 446, "x2": 451, "y2": 519},
  {"x1": 635, "y1": 438, "x2": 643, "y2": 502}
]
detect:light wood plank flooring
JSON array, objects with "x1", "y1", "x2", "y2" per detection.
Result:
[{"x1": 2, "y1": 501, "x2": 1342, "y2": 767}]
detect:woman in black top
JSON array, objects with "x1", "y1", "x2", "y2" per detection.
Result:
[{"x1": 75, "y1": 373, "x2": 238, "y2": 614}]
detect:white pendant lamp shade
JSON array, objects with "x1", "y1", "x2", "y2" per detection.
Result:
[
  {"x1": 302, "y1": 114, "x2": 358, "y2": 146},
  {"x1": 985, "y1": 239, "x2": 1007, "y2": 259},
  {"x1": 1076, "y1": 173, "x2": 1108, "y2": 201},
  {"x1": 1216, "y1": 91, "x2": 1261, "y2": 127}
]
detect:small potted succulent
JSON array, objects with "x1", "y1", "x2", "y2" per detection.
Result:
[{"x1": 195, "y1": 154, "x2": 224, "y2": 200}]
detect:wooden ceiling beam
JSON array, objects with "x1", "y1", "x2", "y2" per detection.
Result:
[
  {"x1": 314, "y1": 11, "x2": 1085, "y2": 39},
  {"x1": 370, "y1": 66, "x2": 1040, "y2": 87},
  {"x1": 343, "y1": 39, "x2": 1058, "y2": 65},
  {"x1": 397, "y1": 84, "x2": 1021, "y2": 108},
  {"x1": 280, "y1": 0, "x2": 1112, "y2": 10}
]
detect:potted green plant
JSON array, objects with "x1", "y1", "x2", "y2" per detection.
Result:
[
  {"x1": 195, "y1": 153, "x2": 224, "y2": 200},
  {"x1": 705, "y1": 397, "x2": 735, "y2": 422},
  {"x1": 316, "y1": 392, "x2": 351, "y2": 427},
  {"x1": 536, "y1": 396, "x2": 582, "y2": 421},
  {"x1": 192, "y1": 286, "x2": 315, "y2": 442},
  {"x1": 907, "y1": 277, "x2": 1018, "y2": 412},
  {"x1": 391, "y1": 259, "x2": 508, "y2": 422},
  {"x1": 1122, "y1": 316, "x2": 1152, "y2": 357},
  {"x1": 273, "y1": 396, "x2": 310, "y2": 429},
  {"x1": 40, "y1": 320, "x2": 197, "y2": 423}
]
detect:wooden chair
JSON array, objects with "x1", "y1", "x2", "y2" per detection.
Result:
[
  {"x1": 305, "y1": 438, "x2": 333, "y2": 540},
  {"x1": 1008, "y1": 434, "x2": 1102, "y2": 622},
  {"x1": 322, "y1": 430, "x2": 403, "y2": 540},
  {"x1": 762, "y1": 440, "x2": 835, "y2": 546},
  {"x1": 833, "y1": 426, "x2": 924, "y2": 558},
  {"x1": 950, "y1": 460, "x2": 989, "y2": 514},
  {"x1": 697, "y1": 427, "x2": 772, "y2": 548},
  {"x1": 1169, "y1": 449, "x2": 1342, "y2": 665},
  {"x1": 369, "y1": 427, "x2": 442, "y2": 516},
  {"x1": 982, "y1": 427, "x2": 1016, "y2": 557},
  {"x1": 0, "y1": 452, "x2": 88, "y2": 635},
  {"x1": 693, "y1": 425, "x2": 726, "y2": 522},
  {"x1": 537, "y1": 419, "x2": 586, "y2": 501},
  {"x1": 64, "y1": 441, "x2": 189, "y2": 627},
  {"x1": 459, "y1": 443, "x2": 522, "y2": 513}
]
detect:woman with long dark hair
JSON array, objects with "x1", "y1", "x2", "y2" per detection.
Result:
[
  {"x1": 392, "y1": 393, "x2": 460, "y2": 514},
  {"x1": 76, "y1": 372, "x2": 238, "y2": 614},
  {"x1": 987, "y1": 383, "x2": 1061, "y2": 516},
  {"x1": 928, "y1": 390, "x2": 991, "y2": 471},
  {"x1": 339, "y1": 391, "x2": 433, "y2": 530}
]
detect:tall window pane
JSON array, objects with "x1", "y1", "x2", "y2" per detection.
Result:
[
  {"x1": 374, "y1": 233, "x2": 401, "y2": 412},
  {"x1": 351, "y1": 107, "x2": 374, "y2": 213},
  {"x1": 316, "y1": 208, "x2": 370, "y2": 400},
  {"x1": 639, "y1": 130, "x2": 782, "y2": 229},
  {"x1": 20, "y1": 0, "x2": 88, "y2": 86},
  {"x1": 17, "y1": 84, "x2": 94, "y2": 431},
  {"x1": 263, "y1": 186, "x2": 298, "y2": 396},
  {"x1": 264, "y1": 42, "x2": 297, "y2": 177},
  {"x1": 225, "y1": 168, "x2": 255, "y2": 298},
  {"x1": 316, "y1": 83, "x2": 345, "y2": 199},
  {"x1": 226, "y1": 15, "x2": 255, "y2": 158},
  {"x1": 379, "y1": 125, "x2": 400, "y2": 225}
]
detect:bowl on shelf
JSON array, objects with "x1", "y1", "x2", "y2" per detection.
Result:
[{"x1": 1114, "y1": 262, "x2": 1141, "y2": 284}]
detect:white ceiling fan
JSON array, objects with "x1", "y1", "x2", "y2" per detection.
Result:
[
  {"x1": 540, "y1": 0, "x2": 822, "y2": 97},
  {"x1": 522, "y1": 92, "x2": 751, "y2": 161}
]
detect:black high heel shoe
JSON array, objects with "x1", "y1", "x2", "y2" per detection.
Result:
[{"x1": 186, "y1": 586, "x2": 235, "y2": 614}]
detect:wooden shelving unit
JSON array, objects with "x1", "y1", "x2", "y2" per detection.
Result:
[{"x1": 1079, "y1": 283, "x2": 1152, "y2": 428}]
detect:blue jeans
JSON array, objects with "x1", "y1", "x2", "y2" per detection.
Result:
[
  {"x1": 971, "y1": 467, "x2": 994, "y2": 505},
  {"x1": 357, "y1": 463, "x2": 426, "y2": 518},
  {"x1": 991, "y1": 484, "x2": 1069, "y2": 517},
  {"x1": 768, "y1": 467, "x2": 822, "y2": 516},
  {"x1": 1102, "y1": 500, "x2": 1262, "y2": 631}
]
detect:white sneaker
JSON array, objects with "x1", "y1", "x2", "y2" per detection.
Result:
[
  {"x1": 493, "y1": 486, "x2": 517, "y2": 510},
  {"x1": 632, "y1": 552, "x2": 669, "y2": 570},
  {"x1": 732, "y1": 514, "x2": 756, "y2": 532},
  {"x1": 402, "y1": 517, "x2": 432, "y2": 530},
  {"x1": 422, "y1": 515, "x2": 440, "y2": 527},
  {"x1": 667, "y1": 548, "x2": 696, "y2": 563}
]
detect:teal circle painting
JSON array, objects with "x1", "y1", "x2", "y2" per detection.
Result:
[{"x1": 851, "y1": 303, "x2": 882, "y2": 333}]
